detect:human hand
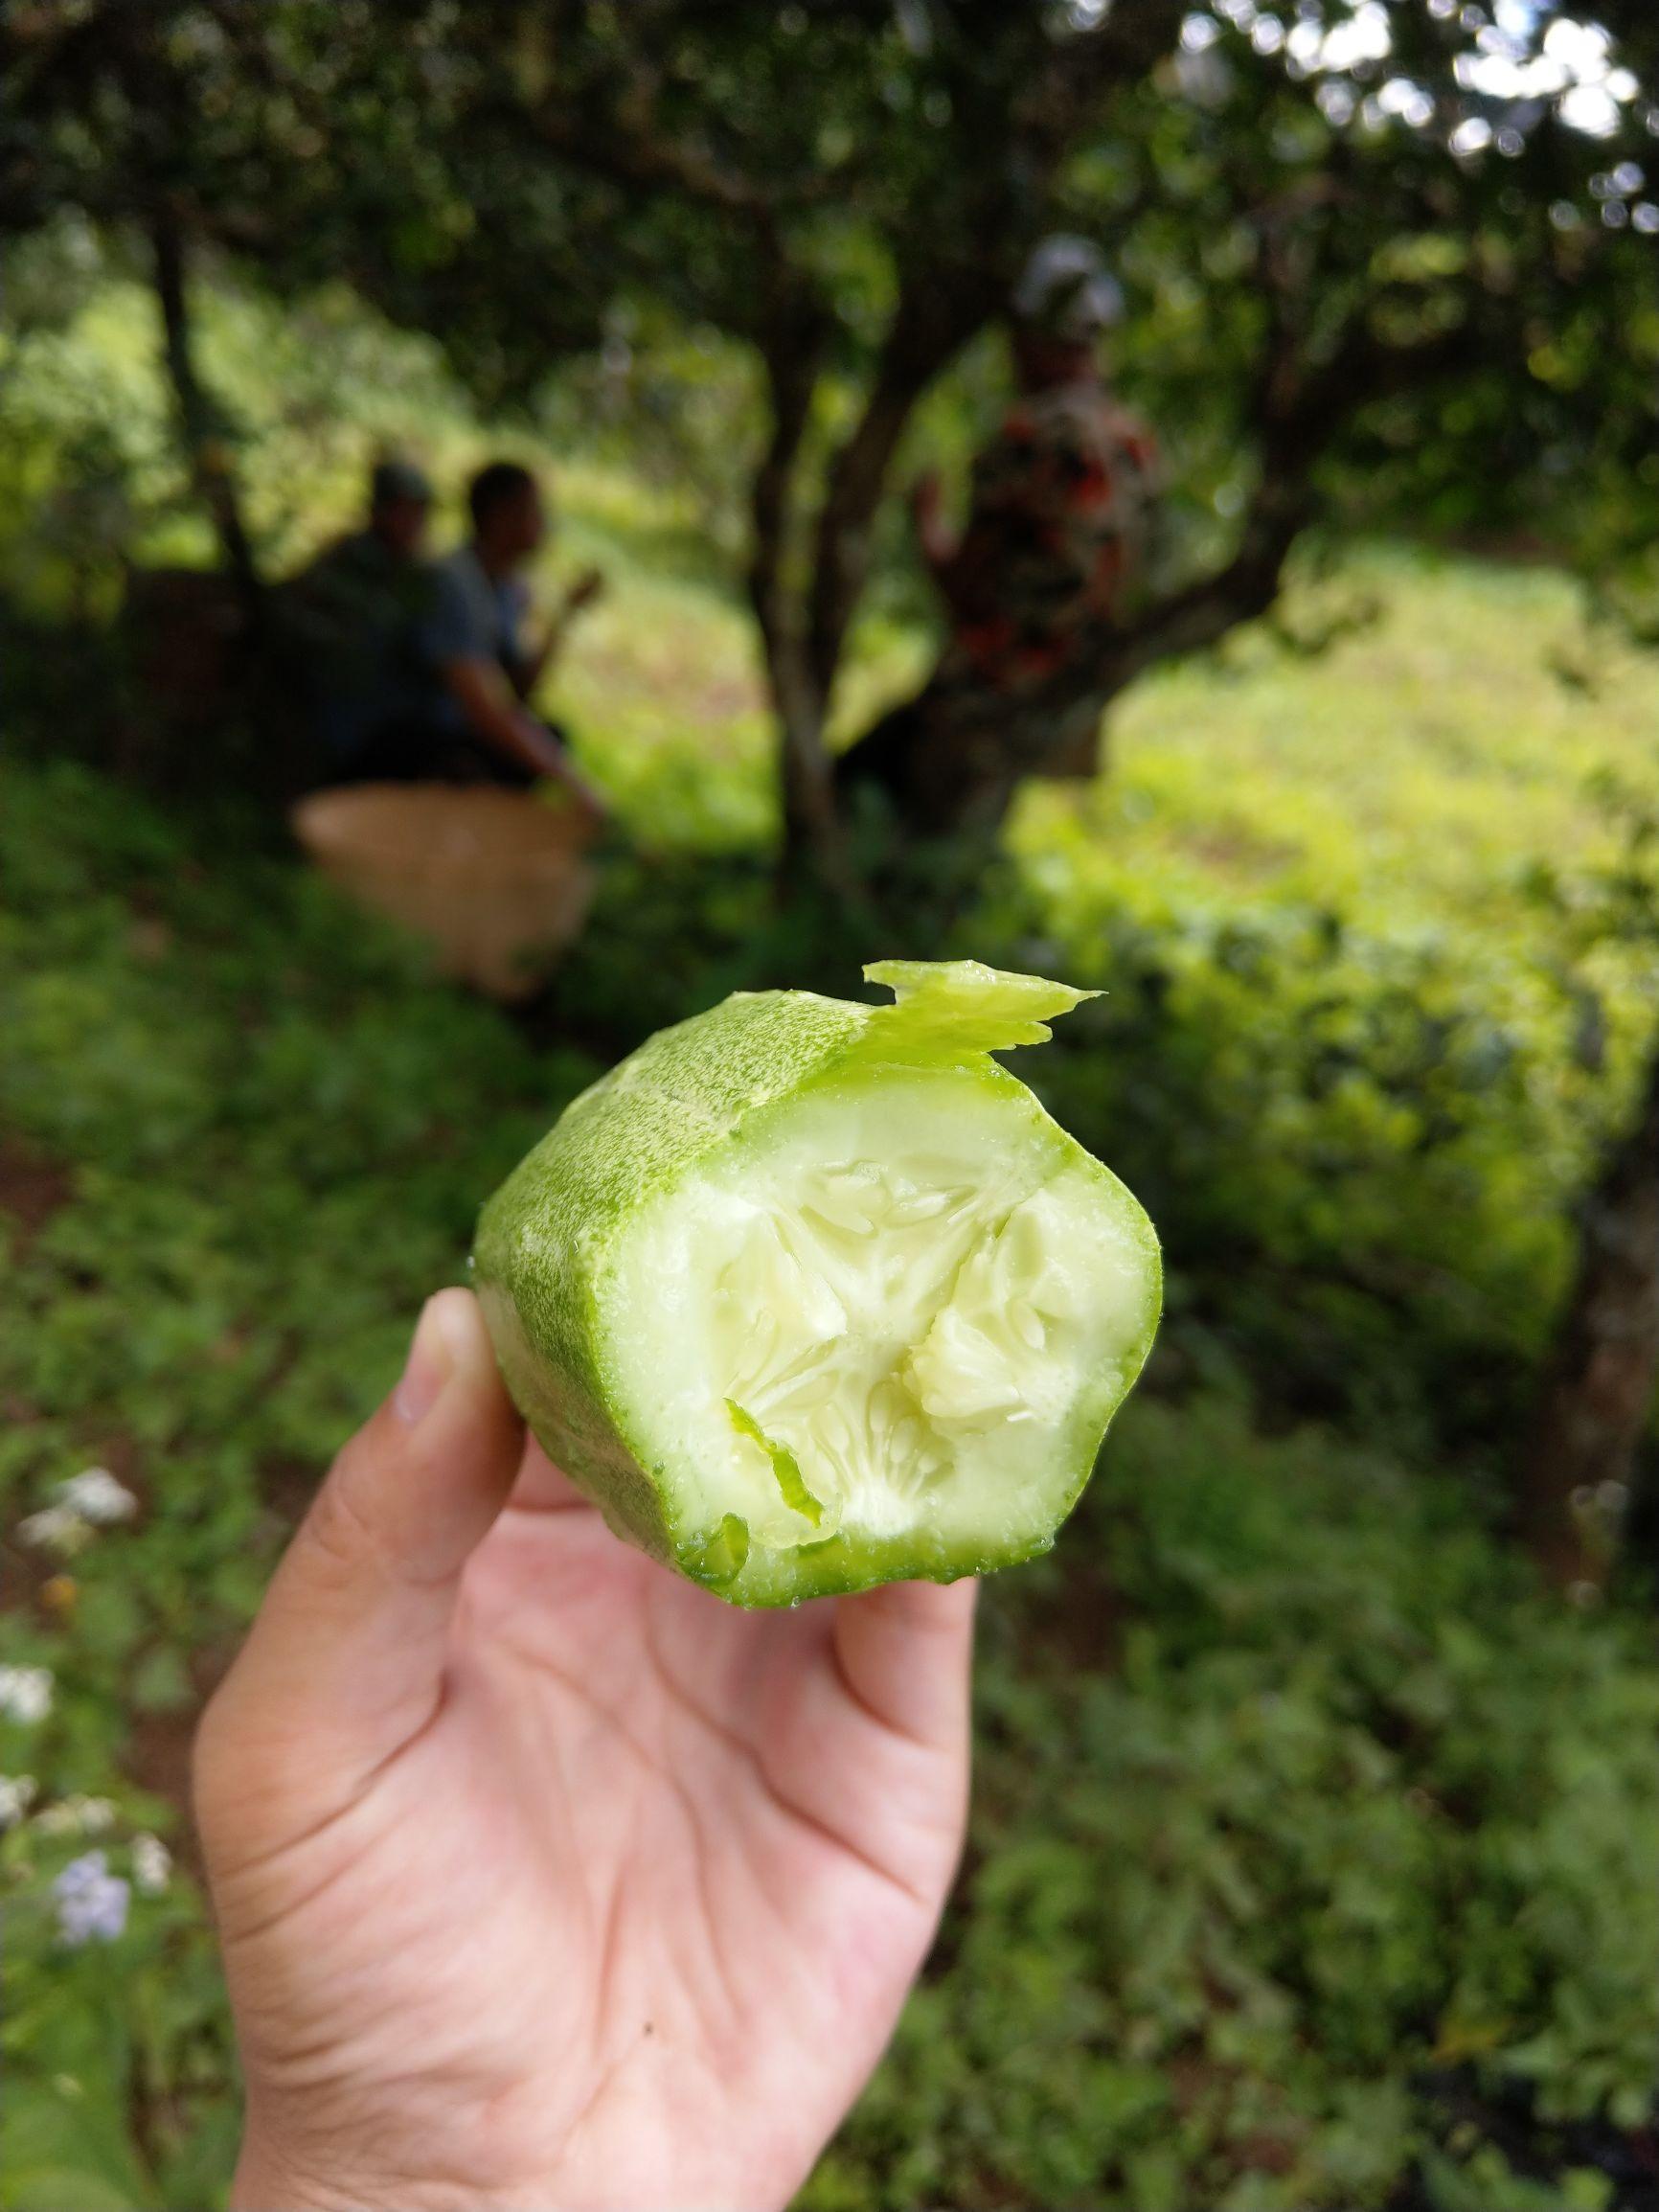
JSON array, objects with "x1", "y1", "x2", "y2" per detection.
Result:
[
  {"x1": 562, "y1": 565, "x2": 606, "y2": 619},
  {"x1": 194, "y1": 1290, "x2": 976, "y2": 2212}
]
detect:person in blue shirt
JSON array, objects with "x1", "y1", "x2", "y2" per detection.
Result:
[
  {"x1": 346, "y1": 460, "x2": 608, "y2": 823},
  {"x1": 338, "y1": 455, "x2": 619, "y2": 822}
]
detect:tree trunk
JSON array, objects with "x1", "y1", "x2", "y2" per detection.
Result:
[
  {"x1": 1518, "y1": 1038, "x2": 1659, "y2": 1587},
  {"x1": 765, "y1": 263, "x2": 999, "y2": 871},
  {"x1": 836, "y1": 673, "x2": 1104, "y2": 840},
  {"x1": 777, "y1": 701, "x2": 844, "y2": 881},
  {"x1": 149, "y1": 203, "x2": 261, "y2": 616},
  {"x1": 746, "y1": 308, "x2": 847, "y2": 882}
]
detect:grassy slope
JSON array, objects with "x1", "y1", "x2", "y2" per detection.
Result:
[
  {"x1": 17, "y1": 270, "x2": 1655, "y2": 935},
  {"x1": 1057, "y1": 556, "x2": 1658, "y2": 928}
]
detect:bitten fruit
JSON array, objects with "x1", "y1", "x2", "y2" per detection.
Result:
[{"x1": 473, "y1": 960, "x2": 1160, "y2": 1606}]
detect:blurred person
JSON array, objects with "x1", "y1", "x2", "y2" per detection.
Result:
[
  {"x1": 194, "y1": 1287, "x2": 975, "y2": 2211},
  {"x1": 352, "y1": 458, "x2": 607, "y2": 820},
  {"x1": 285, "y1": 456, "x2": 438, "y2": 775},
  {"x1": 916, "y1": 236, "x2": 1159, "y2": 699},
  {"x1": 841, "y1": 236, "x2": 1161, "y2": 826}
]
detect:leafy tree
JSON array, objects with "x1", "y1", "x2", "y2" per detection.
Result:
[
  {"x1": 6, "y1": 1, "x2": 1657, "y2": 853},
  {"x1": 155, "y1": 7, "x2": 1659, "y2": 847}
]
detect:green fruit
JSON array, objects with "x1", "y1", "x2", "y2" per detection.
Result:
[{"x1": 472, "y1": 960, "x2": 1161, "y2": 1606}]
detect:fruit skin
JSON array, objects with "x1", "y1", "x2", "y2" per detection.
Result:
[
  {"x1": 474, "y1": 987, "x2": 866, "y2": 1573},
  {"x1": 472, "y1": 962, "x2": 1162, "y2": 1606}
]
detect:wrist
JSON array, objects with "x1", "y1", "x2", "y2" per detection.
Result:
[
  {"x1": 232, "y1": 2137, "x2": 348, "y2": 2211},
  {"x1": 233, "y1": 2134, "x2": 528, "y2": 2212}
]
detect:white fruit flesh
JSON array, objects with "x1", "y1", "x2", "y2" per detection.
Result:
[{"x1": 602, "y1": 1066, "x2": 1155, "y2": 1562}]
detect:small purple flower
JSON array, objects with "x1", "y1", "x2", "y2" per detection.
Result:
[{"x1": 53, "y1": 1851, "x2": 129, "y2": 1946}]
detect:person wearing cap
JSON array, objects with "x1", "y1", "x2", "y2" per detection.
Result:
[
  {"x1": 841, "y1": 237, "x2": 1159, "y2": 828},
  {"x1": 365, "y1": 456, "x2": 437, "y2": 561},
  {"x1": 914, "y1": 236, "x2": 1159, "y2": 746},
  {"x1": 286, "y1": 457, "x2": 440, "y2": 776}
]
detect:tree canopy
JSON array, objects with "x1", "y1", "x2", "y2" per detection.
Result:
[{"x1": 3, "y1": 0, "x2": 1657, "y2": 849}]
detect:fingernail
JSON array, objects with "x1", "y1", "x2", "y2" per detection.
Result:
[{"x1": 394, "y1": 1298, "x2": 455, "y2": 1428}]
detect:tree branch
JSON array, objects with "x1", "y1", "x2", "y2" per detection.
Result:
[
  {"x1": 1078, "y1": 312, "x2": 1493, "y2": 702},
  {"x1": 799, "y1": 1, "x2": 1193, "y2": 715},
  {"x1": 803, "y1": 263, "x2": 1001, "y2": 702},
  {"x1": 836, "y1": 307, "x2": 1492, "y2": 828},
  {"x1": 748, "y1": 286, "x2": 831, "y2": 837},
  {"x1": 515, "y1": 52, "x2": 776, "y2": 217},
  {"x1": 1013, "y1": 0, "x2": 1190, "y2": 160}
]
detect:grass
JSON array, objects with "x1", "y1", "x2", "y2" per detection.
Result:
[{"x1": 1040, "y1": 552, "x2": 1659, "y2": 945}]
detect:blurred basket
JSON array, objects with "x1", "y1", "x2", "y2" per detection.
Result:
[{"x1": 291, "y1": 784, "x2": 601, "y2": 1002}]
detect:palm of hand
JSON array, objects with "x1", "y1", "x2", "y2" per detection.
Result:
[{"x1": 208, "y1": 1439, "x2": 972, "y2": 2212}]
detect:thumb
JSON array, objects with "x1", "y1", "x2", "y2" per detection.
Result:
[{"x1": 197, "y1": 1289, "x2": 522, "y2": 1834}]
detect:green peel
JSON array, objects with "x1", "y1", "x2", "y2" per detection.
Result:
[
  {"x1": 473, "y1": 958, "x2": 1161, "y2": 1606},
  {"x1": 864, "y1": 958, "x2": 1099, "y2": 1051},
  {"x1": 726, "y1": 1400, "x2": 827, "y2": 1527}
]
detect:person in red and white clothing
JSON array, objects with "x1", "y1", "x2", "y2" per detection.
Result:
[
  {"x1": 917, "y1": 236, "x2": 1160, "y2": 706},
  {"x1": 842, "y1": 236, "x2": 1161, "y2": 828}
]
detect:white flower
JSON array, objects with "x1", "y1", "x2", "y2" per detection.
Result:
[
  {"x1": 54, "y1": 1851, "x2": 129, "y2": 1945},
  {"x1": 0, "y1": 1773, "x2": 38, "y2": 1828},
  {"x1": 16, "y1": 1470, "x2": 139, "y2": 1553},
  {"x1": 17, "y1": 1469, "x2": 139, "y2": 1553},
  {"x1": 16, "y1": 1502, "x2": 89, "y2": 1553},
  {"x1": 0, "y1": 1666, "x2": 54, "y2": 1725},
  {"x1": 130, "y1": 1833, "x2": 171, "y2": 1894},
  {"x1": 57, "y1": 1469, "x2": 138, "y2": 1525},
  {"x1": 36, "y1": 1794, "x2": 115, "y2": 1837}
]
